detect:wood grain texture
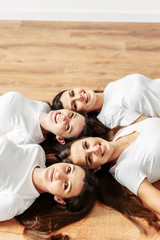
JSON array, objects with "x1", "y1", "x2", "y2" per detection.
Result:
[{"x1": 0, "y1": 20, "x2": 160, "y2": 240}]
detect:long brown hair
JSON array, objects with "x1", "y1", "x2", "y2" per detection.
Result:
[
  {"x1": 96, "y1": 164, "x2": 160, "y2": 233},
  {"x1": 16, "y1": 169, "x2": 99, "y2": 240}
]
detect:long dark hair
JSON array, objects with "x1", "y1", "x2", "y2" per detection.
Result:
[
  {"x1": 96, "y1": 164, "x2": 160, "y2": 233},
  {"x1": 52, "y1": 90, "x2": 66, "y2": 110},
  {"x1": 16, "y1": 169, "x2": 99, "y2": 240}
]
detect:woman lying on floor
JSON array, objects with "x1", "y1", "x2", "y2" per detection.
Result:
[
  {"x1": 0, "y1": 137, "x2": 98, "y2": 240},
  {"x1": 52, "y1": 73, "x2": 160, "y2": 130}
]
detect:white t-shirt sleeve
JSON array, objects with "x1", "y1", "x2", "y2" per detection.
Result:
[
  {"x1": 99, "y1": 107, "x2": 141, "y2": 129},
  {"x1": 0, "y1": 192, "x2": 23, "y2": 221},
  {"x1": 114, "y1": 166, "x2": 147, "y2": 195}
]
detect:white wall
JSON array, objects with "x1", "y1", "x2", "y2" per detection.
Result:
[{"x1": 0, "y1": 0, "x2": 160, "y2": 22}]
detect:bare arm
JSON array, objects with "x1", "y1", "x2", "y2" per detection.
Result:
[
  {"x1": 133, "y1": 115, "x2": 149, "y2": 124},
  {"x1": 138, "y1": 178, "x2": 160, "y2": 214}
]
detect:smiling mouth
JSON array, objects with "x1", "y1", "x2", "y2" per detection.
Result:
[
  {"x1": 55, "y1": 112, "x2": 61, "y2": 123},
  {"x1": 83, "y1": 91, "x2": 88, "y2": 103},
  {"x1": 99, "y1": 143, "x2": 105, "y2": 156}
]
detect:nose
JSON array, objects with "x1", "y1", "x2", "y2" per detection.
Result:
[
  {"x1": 61, "y1": 114, "x2": 68, "y2": 122},
  {"x1": 54, "y1": 170, "x2": 66, "y2": 181},
  {"x1": 73, "y1": 94, "x2": 83, "y2": 102},
  {"x1": 88, "y1": 145, "x2": 99, "y2": 155}
]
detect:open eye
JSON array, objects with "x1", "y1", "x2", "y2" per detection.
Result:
[
  {"x1": 84, "y1": 141, "x2": 88, "y2": 149},
  {"x1": 71, "y1": 90, "x2": 74, "y2": 97},
  {"x1": 64, "y1": 182, "x2": 69, "y2": 190},
  {"x1": 67, "y1": 166, "x2": 71, "y2": 174},
  {"x1": 87, "y1": 155, "x2": 92, "y2": 164},
  {"x1": 73, "y1": 102, "x2": 77, "y2": 111},
  {"x1": 66, "y1": 124, "x2": 70, "y2": 131},
  {"x1": 70, "y1": 112, "x2": 74, "y2": 118}
]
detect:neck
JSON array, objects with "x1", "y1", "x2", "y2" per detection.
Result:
[
  {"x1": 39, "y1": 112, "x2": 50, "y2": 135},
  {"x1": 32, "y1": 167, "x2": 46, "y2": 194},
  {"x1": 108, "y1": 132, "x2": 139, "y2": 163},
  {"x1": 94, "y1": 93, "x2": 104, "y2": 112}
]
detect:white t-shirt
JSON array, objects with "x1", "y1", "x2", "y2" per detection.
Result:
[
  {"x1": 109, "y1": 118, "x2": 160, "y2": 195},
  {"x1": 0, "y1": 138, "x2": 46, "y2": 221},
  {"x1": 0, "y1": 91, "x2": 51, "y2": 144},
  {"x1": 97, "y1": 73, "x2": 160, "y2": 129}
]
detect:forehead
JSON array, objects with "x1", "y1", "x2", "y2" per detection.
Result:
[
  {"x1": 70, "y1": 140, "x2": 86, "y2": 165},
  {"x1": 60, "y1": 91, "x2": 71, "y2": 109},
  {"x1": 54, "y1": 162, "x2": 66, "y2": 168},
  {"x1": 70, "y1": 114, "x2": 85, "y2": 136}
]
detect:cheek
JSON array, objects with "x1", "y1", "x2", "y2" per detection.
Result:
[
  {"x1": 90, "y1": 92, "x2": 96, "y2": 105},
  {"x1": 52, "y1": 182, "x2": 62, "y2": 195},
  {"x1": 94, "y1": 157, "x2": 100, "y2": 166},
  {"x1": 72, "y1": 155, "x2": 79, "y2": 165},
  {"x1": 57, "y1": 124, "x2": 64, "y2": 135},
  {"x1": 71, "y1": 153, "x2": 82, "y2": 165},
  {"x1": 77, "y1": 102, "x2": 86, "y2": 112}
]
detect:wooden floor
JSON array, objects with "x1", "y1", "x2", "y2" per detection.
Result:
[{"x1": 1, "y1": 21, "x2": 160, "y2": 240}]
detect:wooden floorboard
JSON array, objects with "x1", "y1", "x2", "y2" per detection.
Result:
[{"x1": 0, "y1": 20, "x2": 160, "y2": 239}]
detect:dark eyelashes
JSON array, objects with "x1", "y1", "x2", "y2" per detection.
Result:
[
  {"x1": 71, "y1": 90, "x2": 74, "y2": 96},
  {"x1": 70, "y1": 113, "x2": 74, "y2": 118},
  {"x1": 84, "y1": 141, "x2": 88, "y2": 149},
  {"x1": 67, "y1": 166, "x2": 71, "y2": 174},
  {"x1": 74, "y1": 103, "x2": 77, "y2": 110},
  {"x1": 88, "y1": 155, "x2": 91, "y2": 164},
  {"x1": 64, "y1": 182, "x2": 68, "y2": 190}
]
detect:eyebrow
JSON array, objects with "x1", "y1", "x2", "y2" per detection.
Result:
[
  {"x1": 67, "y1": 165, "x2": 75, "y2": 193},
  {"x1": 82, "y1": 141, "x2": 89, "y2": 167}
]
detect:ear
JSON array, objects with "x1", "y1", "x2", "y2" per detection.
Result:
[
  {"x1": 54, "y1": 196, "x2": 66, "y2": 205},
  {"x1": 56, "y1": 135, "x2": 66, "y2": 145},
  {"x1": 93, "y1": 166, "x2": 101, "y2": 174}
]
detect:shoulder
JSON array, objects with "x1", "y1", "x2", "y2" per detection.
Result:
[
  {"x1": 105, "y1": 74, "x2": 150, "y2": 91},
  {"x1": 4, "y1": 91, "x2": 25, "y2": 99},
  {"x1": 21, "y1": 143, "x2": 46, "y2": 166}
]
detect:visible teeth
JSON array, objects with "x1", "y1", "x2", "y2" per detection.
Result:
[
  {"x1": 84, "y1": 92, "x2": 88, "y2": 103},
  {"x1": 55, "y1": 113, "x2": 60, "y2": 123},
  {"x1": 100, "y1": 144, "x2": 104, "y2": 156}
]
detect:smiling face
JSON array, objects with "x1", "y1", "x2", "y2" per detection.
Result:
[
  {"x1": 42, "y1": 163, "x2": 85, "y2": 199},
  {"x1": 48, "y1": 109, "x2": 85, "y2": 140},
  {"x1": 69, "y1": 137, "x2": 113, "y2": 169},
  {"x1": 60, "y1": 88, "x2": 97, "y2": 113}
]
